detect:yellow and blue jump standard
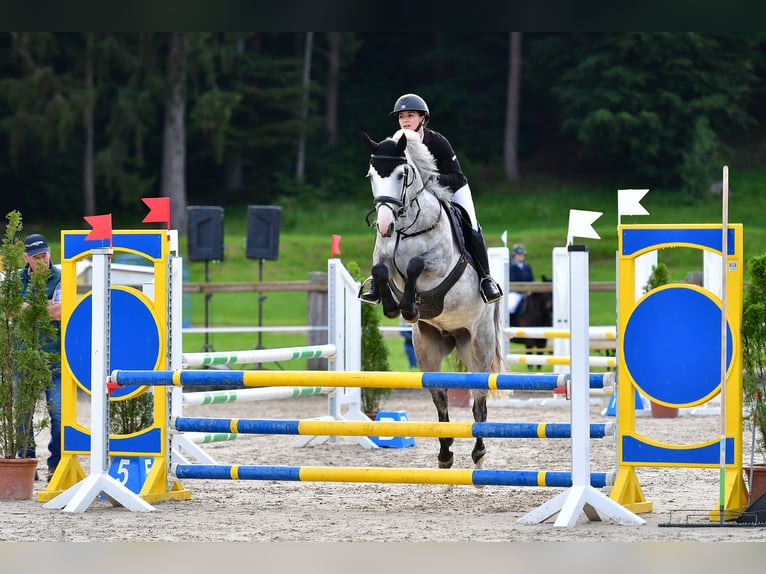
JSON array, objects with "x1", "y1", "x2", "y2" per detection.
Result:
[
  {"x1": 38, "y1": 230, "x2": 191, "y2": 504},
  {"x1": 611, "y1": 224, "x2": 747, "y2": 519}
]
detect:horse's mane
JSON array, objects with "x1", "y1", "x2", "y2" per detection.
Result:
[{"x1": 391, "y1": 129, "x2": 453, "y2": 204}]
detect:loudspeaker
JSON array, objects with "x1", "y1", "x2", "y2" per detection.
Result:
[
  {"x1": 246, "y1": 205, "x2": 281, "y2": 260},
  {"x1": 187, "y1": 206, "x2": 224, "y2": 261}
]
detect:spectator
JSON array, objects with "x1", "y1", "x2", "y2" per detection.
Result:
[
  {"x1": 18, "y1": 233, "x2": 61, "y2": 482},
  {"x1": 508, "y1": 243, "x2": 534, "y2": 324}
]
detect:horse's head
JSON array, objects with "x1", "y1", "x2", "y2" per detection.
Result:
[{"x1": 362, "y1": 131, "x2": 426, "y2": 238}]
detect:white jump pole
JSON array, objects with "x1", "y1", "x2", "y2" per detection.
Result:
[{"x1": 44, "y1": 247, "x2": 154, "y2": 513}]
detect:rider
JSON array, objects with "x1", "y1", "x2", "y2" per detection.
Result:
[{"x1": 361, "y1": 93, "x2": 504, "y2": 304}]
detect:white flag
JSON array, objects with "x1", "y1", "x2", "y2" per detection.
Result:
[
  {"x1": 567, "y1": 209, "x2": 603, "y2": 244},
  {"x1": 500, "y1": 230, "x2": 508, "y2": 247},
  {"x1": 618, "y1": 188, "x2": 650, "y2": 217}
]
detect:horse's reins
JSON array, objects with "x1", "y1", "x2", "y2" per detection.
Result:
[{"x1": 365, "y1": 155, "x2": 440, "y2": 238}]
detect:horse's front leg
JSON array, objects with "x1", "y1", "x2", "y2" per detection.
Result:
[
  {"x1": 428, "y1": 388, "x2": 454, "y2": 469},
  {"x1": 371, "y1": 263, "x2": 400, "y2": 319},
  {"x1": 400, "y1": 257, "x2": 425, "y2": 322},
  {"x1": 470, "y1": 389, "x2": 488, "y2": 470}
]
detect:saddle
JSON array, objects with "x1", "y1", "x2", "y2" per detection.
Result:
[{"x1": 388, "y1": 200, "x2": 472, "y2": 320}]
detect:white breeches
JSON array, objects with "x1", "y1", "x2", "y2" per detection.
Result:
[{"x1": 452, "y1": 184, "x2": 478, "y2": 231}]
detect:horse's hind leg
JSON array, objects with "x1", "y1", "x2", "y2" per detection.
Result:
[
  {"x1": 428, "y1": 388, "x2": 454, "y2": 469},
  {"x1": 471, "y1": 389, "x2": 488, "y2": 470}
]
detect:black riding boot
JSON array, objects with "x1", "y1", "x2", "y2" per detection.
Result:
[
  {"x1": 469, "y1": 227, "x2": 503, "y2": 304},
  {"x1": 358, "y1": 278, "x2": 381, "y2": 304}
]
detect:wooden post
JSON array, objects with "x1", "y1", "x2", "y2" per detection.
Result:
[{"x1": 307, "y1": 271, "x2": 328, "y2": 370}]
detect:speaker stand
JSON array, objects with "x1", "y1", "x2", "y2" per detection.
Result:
[
  {"x1": 254, "y1": 258, "x2": 283, "y2": 370},
  {"x1": 201, "y1": 260, "x2": 214, "y2": 352},
  {"x1": 256, "y1": 259, "x2": 265, "y2": 351}
]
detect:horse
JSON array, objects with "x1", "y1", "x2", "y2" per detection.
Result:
[
  {"x1": 509, "y1": 276, "x2": 553, "y2": 370},
  {"x1": 361, "y1": 129, "x2": 505, "y2": 472}
]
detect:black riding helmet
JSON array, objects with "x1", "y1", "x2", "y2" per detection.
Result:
[{"x1": 390, "y1": 93, "x2": 430, "y2": 122}]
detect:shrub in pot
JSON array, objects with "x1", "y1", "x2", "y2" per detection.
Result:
[
  {"x1": 347, "y1": 262, "x2": 391, "y2": 417},
  {"x1": 741, "y1": 253, "x2": 766, "y2": 498},
  {"x1": 0, "y1": 211, "x2": 56, "y2": 499}
]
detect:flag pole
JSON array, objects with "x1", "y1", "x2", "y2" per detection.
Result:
[{"x1": 719, "y1": 165, "x2": 729, "y2": 524}]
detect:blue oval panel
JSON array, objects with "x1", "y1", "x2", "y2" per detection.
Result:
[
  {"x1": 623, "y1": 286, "x2": 732, "y2": 406},
  {"x1": 65, "y1": 289, "x2": 160, "y2": 399}
]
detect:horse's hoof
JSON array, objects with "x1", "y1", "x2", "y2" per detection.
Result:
[
  {"x1": 438, "y1": 455, "x2": 454, "y2": 469},
  {"x1": 401, "y1": 308, "x2": 419, "y2": 322}
]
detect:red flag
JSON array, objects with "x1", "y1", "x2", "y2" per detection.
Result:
[
  {"x1": 142, "y1": 197, "x2": 171, "y2": 229},
  {"x1": 331, "y1": 234, "x2": 342, "y2": 258},
  {"x1": 84, "y1": 214, "x2": 113, "y2": 244}
]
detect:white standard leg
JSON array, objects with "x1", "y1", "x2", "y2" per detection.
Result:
[
  {"x1": 43, "y1": 248, "x2": 154, "y2": 513},
  {"x1": 518, "y1": 245, "x2": 644, "y2": 527}
]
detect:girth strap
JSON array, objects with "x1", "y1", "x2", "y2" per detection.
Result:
[{"x1": 389, "y1": 253, "x2": 468, "y2": 320}]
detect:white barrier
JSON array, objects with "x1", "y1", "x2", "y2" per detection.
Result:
[{"x1": 170, "y1": 258, "x2": 370, "y2": 465}]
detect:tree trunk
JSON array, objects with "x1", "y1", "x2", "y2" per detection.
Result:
[
  {"x1": 295, "y1": 31, "x2": 313, "y2": 181},
  {"x1": 224, "y1": 151, "x2": 243, "y2": 191},
  {"x1": 82, "y1": 33, "x2": 96, "y2": 216},
  {"x1": 325, "y1": 32, "x2": 340, "y2": 148},
  {"x1": 161, "y1": 32, "x2": 188, "y2": 234},
  {"x1": 504, "y1": 32, "x2": 522, "y2": 182}
]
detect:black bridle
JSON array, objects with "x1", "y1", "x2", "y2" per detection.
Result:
[{"x1": 365, "y1": 154, "x2": 439, "y2": 238}]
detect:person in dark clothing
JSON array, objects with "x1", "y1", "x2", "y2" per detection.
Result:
[
  {"x1": 361, "y1": 93, "x2": 503, "y2": 304},
  {"x1": 17, "y1": 233, "x2": 62, "y2": 483},
  {"x1": 508, "y1": 243, "x2": 535, "y2": 324}
]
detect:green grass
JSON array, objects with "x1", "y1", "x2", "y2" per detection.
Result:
[{"x1": 32, "y1": 165, "x2": 766, "y2": 370}]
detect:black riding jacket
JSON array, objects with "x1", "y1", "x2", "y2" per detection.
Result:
[{"x1": 422, "y1": 128, "x2": 468, "y2": 193}]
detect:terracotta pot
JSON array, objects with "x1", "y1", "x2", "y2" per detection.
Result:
[
  {"x1": 650, "y1": 401, "x2": 679, "y2": 419},
  {"x1": 448, "y1": 388, "x2": 472, "y2": 407},
  {"x1": 744, "y1": 463, "x2": 766, "y2": 501},
  {"x1": 0, "y1": 458, "x2": 38, "y2": 500}
]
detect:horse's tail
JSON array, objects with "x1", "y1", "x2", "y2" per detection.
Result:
[{"x1": 490, "y1": 301, "x2": 507, "y2": 374}]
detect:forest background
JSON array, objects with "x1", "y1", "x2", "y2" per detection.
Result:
[{"x1": 1, "y1": 32, "x2": 765, "y2": 369}]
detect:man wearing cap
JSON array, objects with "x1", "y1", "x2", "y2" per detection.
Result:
[
  {"x1": 19, "y1": 233, "x2": 62, "y2": 482},
  {"x1": 508, "y1": 243, "x2": 535, "y2": 323}
]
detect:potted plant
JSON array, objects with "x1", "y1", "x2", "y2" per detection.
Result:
[
  {"x1": 0, "y1": 211, "x2": 57, "y2": 499},
  {"x1": 741, "y1": 253, "x2": 766, "y2": 500},
  {"x1": 347, "y1": 262, "x2": 391, "y2": 418},
  {"x1": 107, "y1": 392, "x2": 155, "y2": 493}
]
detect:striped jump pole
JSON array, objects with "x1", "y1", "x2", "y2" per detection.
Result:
[
  {"x1": 173, "y1": 417, "x2": 614, "y2": 440},
  {"x1": 182, "y1": 386, "x2": 333, "y2": 407},
  {"x1": 182, "y1": 344, "x2": 337, "y2": 368},
  {"x1": 112, "y1": 369, "x2": 588, "y2": 391},
  {"x1": 172, "y1": 464, "x2": 612, "y2": 488},
  {"x1": 505, "y1": 326, "x2": 617, "y2": 340},
  {"x1": 507, "y1": 353, "x2": 617, "y2": 369},
  {"x1": 185, "y1": 432, "x2": 239, "y2": 444},
  {"x1": 112, "y1": 369, "x2": 614, "y2": 392}
]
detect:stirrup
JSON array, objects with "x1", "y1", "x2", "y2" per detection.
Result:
[
  {"x1": 358, "y1": 276, "x2": 380, "y2": 304},
  {"x1": 480, "y1": 276, "x2": 503, "y2": 304}
]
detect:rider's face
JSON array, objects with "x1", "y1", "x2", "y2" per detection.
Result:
[{"x1": 397, "y1": 111, "x2": 424, "y2": 132}]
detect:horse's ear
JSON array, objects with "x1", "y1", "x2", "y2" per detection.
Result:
[
  {"x1": 396, "y1": 132, "x2": 408, "y2": 154},
  {"x1": 361, "y1": 132, "x2": 377, "y2": 153}
]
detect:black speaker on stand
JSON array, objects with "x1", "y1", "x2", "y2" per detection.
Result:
[
  {"x1": 246, "y1": 206, "x2": 281, "y2": 355},
  {"x1": 188, "y1": 206, "x2": 224, "y2": 352}
]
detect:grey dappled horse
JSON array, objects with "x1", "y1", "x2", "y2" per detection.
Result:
[{"x1": 361, "y1": 129, "x2": 505, "y2": 472}]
